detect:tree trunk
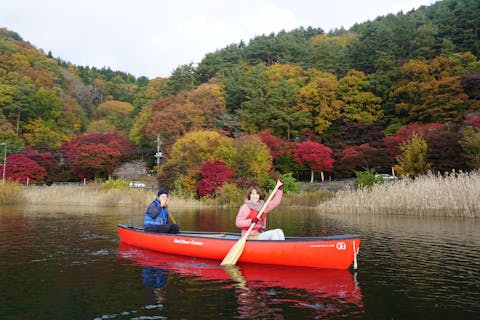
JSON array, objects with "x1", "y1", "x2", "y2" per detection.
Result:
[
  {"x1": 310, "y1": 169, "x2": 314, "y2": 183},
  {"x1": 321, "y1": 171, "x2": 325, "y2": 182}
]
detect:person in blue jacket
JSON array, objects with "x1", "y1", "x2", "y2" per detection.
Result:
[{"x1": 144, "y1": 188, "x2": 180, "y2": 233}]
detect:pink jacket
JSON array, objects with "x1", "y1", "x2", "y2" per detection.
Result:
[{"x1": 235, "y1": 189, "x2": 283, "y2": 236}]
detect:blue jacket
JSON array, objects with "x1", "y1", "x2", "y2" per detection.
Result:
[{"x1": 144, "y1": 199, "x2": 170, "y2": 227}]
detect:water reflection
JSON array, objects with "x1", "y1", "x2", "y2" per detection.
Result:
[
  {"x1": 118, "y1": 243, "x2": 365, "y2": 319},
  {"x1": 142, "y1": 266, "x2": 169, "y2": 305}
]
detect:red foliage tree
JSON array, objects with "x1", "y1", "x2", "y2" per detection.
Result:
[
  {"x1": 294, "y1": 140, "x2": 334, "y2": 182},
  {"x1": 197, "y1": 160, "x2": 234, "y2": 197},
  {"x1": 424, "y1": 127, "x2": 467, "y2": 172},
  {"x1": 465, "y1": 112, "x2": 480, "y2": 129},
  {"x1": 257, "y1": 129, "x2": 297, "y2": 173},
  {"x1": 2, "y1": 154, "x2": 46, "y2": 184},
  {"x1": 60, "y1": 133, "x2": 135, "y2": 180},
  {"x1": 384, "y1": 123, "x2": 445, "y2": 159},
  {"x1": 23, "y1": 147, "x2": 59, "y2": 182},
  {"x1": 338, "y1": 143, "x2": 390, "y2": 177}
]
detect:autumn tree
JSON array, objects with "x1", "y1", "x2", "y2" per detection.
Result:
[
  {"x1": 424, "y1": 127, "x2": 466, "y2": 172},
  {"x1": 383, "y1": 122, "x2": 444, "y2": 159},
  {"x1": 294, "y1": 140, "x2": 334, "y2": 182},
  {"x1": 95, "y1": 100, "x2": 134, "y2": 132},
  {"x1": 337, "y1": 70, "x2": 383, "y2": 125},
  {"x1": 60, "y1": 133, "x2": 135, "y2": 180},
  {"x1": 0, "y1": 119, "x2": 24, "y2": 155},
  {"x1": 231, "y1": 134, "x2": 273, "y2": 187},
  {"x1": 186, "y1": 82, "x2": 227, "y2": 128},
  {"x1": 339, "y1": 143, "x2": 385, "y2": 176},
  {"x1": 459, "y1": 126, "x2": 480, "y2": 169},
  {"x1": 297, "y1": 72, "x2": 342, "y2": 134},
  {"x1": 1, "y1": 154, "x2": 46, "y2": 184},
  {"x1": 159, "y1": 130, "x2": 235, "y2": 194},
  {"x1": 23, "y1": 147, "x2": 59, "y2": 183},
  {"x1": 464, "y1": 112, "x2": 480, "y2": 129},
  {"x1": 142, "y1": 95, "x2": 193, "y2": 147},
  {"x1": 197, "y1": 160, "x2": 234, "y2": 197},
  {"x1": 22, "y1": 118, "x2": 68, "y2": 150},
  {"x1": 86, "y1": 119, "x2": 116, "y2": 133},
  {"x1": 257, "y1": 129, "x2": 297, "y2": 173},
  {"x1": 391, "y1": 56, "x2": 470, "y2": 123},
  {"x1": 394, "y1": 133, "x2": 431, "y2": 177}
]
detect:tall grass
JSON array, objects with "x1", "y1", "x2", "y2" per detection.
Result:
[
  {"x1": 22, "y1": 184, "x2": 210, "y2": 208},
  {"x1": 0, "y1": 181, "x2": 24, "y2": 204},
  {"x1": 318, "y1": 171, "x2": 480, "y2": 217}
]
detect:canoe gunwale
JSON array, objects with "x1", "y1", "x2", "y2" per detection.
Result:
[{"x1": 118, "y1": 224, "x2": 362, "y2": 242}]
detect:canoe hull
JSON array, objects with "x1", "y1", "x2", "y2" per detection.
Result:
[{"x1": 118, "y1": 224, "x2": 361, "y2": 269}]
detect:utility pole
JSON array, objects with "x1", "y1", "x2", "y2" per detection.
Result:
[
  {"x1": 1, "y1": 142, "x2": 7, "y2": 184},
  {"x1": 154, "y1": 134, "x2": 163, "y2": 173}
]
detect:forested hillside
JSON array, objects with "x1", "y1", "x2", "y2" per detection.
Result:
[{"x1": 1, "y1": 0, "x2": 479, "y2": 195}]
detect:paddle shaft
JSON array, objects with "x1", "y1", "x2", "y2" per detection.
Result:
[
  {"x1": 169, "y1": 210, "x2": 177, "y2": 224},
  {"x1": 220, "y1": 182, "x2": 281, "y2": 266}
]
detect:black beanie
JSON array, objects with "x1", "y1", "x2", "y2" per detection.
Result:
[{"x1": 157, "y1": 188, "x2": 169, "y2": 197}]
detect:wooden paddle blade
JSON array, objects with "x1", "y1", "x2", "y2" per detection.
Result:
[{"x1": 220, "y1": 236, "x2": 247, "y2": 266}]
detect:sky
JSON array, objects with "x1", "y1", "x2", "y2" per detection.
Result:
[{"x1": 1, "y1": 0, "x2": 438, "y2": 79}]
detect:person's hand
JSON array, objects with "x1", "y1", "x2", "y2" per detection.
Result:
[
  {"x1": 251, "y1": 217, "x2": 262, "y2": 224},
  {"x1": 277, "y1": 179, "x2": 284, "y2": 190}
]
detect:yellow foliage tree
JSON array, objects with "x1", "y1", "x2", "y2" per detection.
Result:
[
  {"x1": 96, "y1": 100, "x2": 134, "y2": 119},
  {"x1": 338, "y1": 70, "x2": 383, "y2": 125},
  {"x1": 23, "y1": 118, "x2": 68, "y2": 150},
  {"x1": 394, "y1": 133, "x2": 431, "y2": 177},
  {"x1": 231, "y1": 134, "x2": 272, "y2": 187},
  {"x1": 297, "y1": 72, "x2": 342, "y2": 134}
]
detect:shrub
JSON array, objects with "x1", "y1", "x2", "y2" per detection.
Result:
[
  {"x1": 102, "y1": 178, "x2": 130, "y2": 190},
  {"x1": 354, "y1": 170, "x2": 382, "y2": 189},
  {"x1": 216, "y1": 183, "x2": 244, "y2": 206},
  {"x1": 266, "y1": 172, "x2": 300, "y2": 194}
]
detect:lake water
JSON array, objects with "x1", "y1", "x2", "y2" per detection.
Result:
[{"x1": 0, "y1": 205, "x2": 479, "y2": 319}]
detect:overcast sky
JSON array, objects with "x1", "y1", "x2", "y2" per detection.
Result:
[{"x1": 1, "y1": 0, "x2": 438, "y2": 79}]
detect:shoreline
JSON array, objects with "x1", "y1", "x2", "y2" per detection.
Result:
[{"x1": 1, "y1": 171, "x2": 479, "y2": 218}]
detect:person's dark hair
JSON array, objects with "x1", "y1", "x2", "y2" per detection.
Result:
[{"x1": 246, "y1": 186, "x2": 265, "y2": 201}]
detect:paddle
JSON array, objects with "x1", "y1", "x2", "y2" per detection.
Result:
[
  {"x1": 168, "y1": 210, "x2": 177, "y2": 224},
  {"x1": 220, "y1": 182, "x2": 282, "y2": 266}
]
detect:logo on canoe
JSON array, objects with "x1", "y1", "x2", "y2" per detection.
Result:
[
  {"x1": 336, "y1": 242, "x2": 347, "y2": 250},
  {"x1": 173, "y1": 238, "x2": 204, "y2": 246}
]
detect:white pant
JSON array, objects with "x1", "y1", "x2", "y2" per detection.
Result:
[{"x1": 258, "y1": 229, "x2": 285, "y2": 240}]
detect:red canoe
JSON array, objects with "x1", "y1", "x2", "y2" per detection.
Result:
[{"x1": 118, "y1": 224, "x2": 361, "y2": 269}]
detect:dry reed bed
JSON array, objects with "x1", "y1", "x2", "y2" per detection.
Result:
[
  {"x1": 318, "y1": 171, "x2": 480, "y2": 217},
  {"x1": 23, "y1": 185, "x2": 209, "y2": 208}
]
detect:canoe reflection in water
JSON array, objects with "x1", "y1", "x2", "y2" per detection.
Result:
[{"x1": 118, "y1": 243, "x2": 364, "y2": 318}]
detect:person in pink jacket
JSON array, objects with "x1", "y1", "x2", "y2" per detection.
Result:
[{"x1": 235, "y1": 179, "x2": 285, "y2": 240}]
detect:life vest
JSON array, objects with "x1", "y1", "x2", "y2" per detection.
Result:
[
  {"x1": 241, "y1": 208, "x2": 267, "y2": 231},
  {"x1": 144, "y1": 199, "x2": 169, "y2": 226}
]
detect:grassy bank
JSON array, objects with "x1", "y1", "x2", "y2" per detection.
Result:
[
  {"x1": 0, "y1": 183, "x2": 209, "y2": 208},
  {"x1": 1, "y1": 171, "x2": 478, "y2": 217},
  {"x1": 318, "y1": 171, "x2": 480, "y2": 217},
  {"x1": 0, "y1": 180, "x2": 334, "y2": 208}
]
